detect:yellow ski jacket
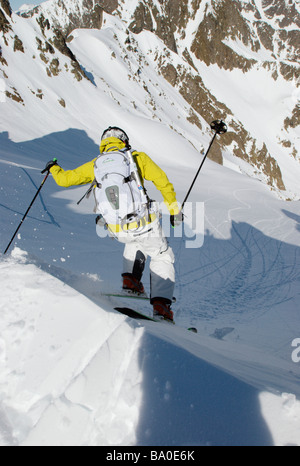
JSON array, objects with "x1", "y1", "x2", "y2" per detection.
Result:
[{"x1": 50, "y1": 137, "x2": 179, "y2": 215}]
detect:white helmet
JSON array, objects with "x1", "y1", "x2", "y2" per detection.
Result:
[{"x1": 101, "y1": 126, "x2": 130, "y2": 147}]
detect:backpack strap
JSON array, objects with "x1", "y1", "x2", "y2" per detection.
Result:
[{"x1": 123, "y1": 175, "x2": 134, "y2": 184}]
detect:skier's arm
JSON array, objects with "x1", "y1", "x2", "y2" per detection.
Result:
[
  {"x1": 137, "y1": 152, "x2": 180, "y2": 215},
  {"x1": 50, "y1": 160, "x2": 96, "y2": 187}
]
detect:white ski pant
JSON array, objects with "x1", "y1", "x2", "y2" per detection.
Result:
[{"x1": 116, "y1": 219, "x2": 175, "y2": 303}]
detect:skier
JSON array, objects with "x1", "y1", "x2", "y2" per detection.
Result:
[{"x1": 44, "y1": 126, "x2": 183, "y2": 321}]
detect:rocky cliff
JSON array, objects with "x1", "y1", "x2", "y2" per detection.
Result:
[{"x1": 2, "y1": 0, "x2": 299, "y2": 196}]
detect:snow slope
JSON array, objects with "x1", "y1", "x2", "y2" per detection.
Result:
[
  {"x1": 0, "y1": 9, "x2": 300, "y2": 446},
  {"x1": 1, "y1": 130, "x2": 300, "y2": 446},
  {"x1": 1, "y1": 247, "x2": 300, "y2": 446}
]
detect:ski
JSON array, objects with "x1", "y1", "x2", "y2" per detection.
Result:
[
  {"x1": 114, "y1": 307, "x2": 174, "y2": 324},
  {"x1": 103, "y1": 292, "x2": 149, "y2": 301},
  {"x1": 114, "y1": 307, "x2": 198, "y2": 333},
  {"x1": 103, "y1": 292, "x2": 176, "y2": 303},
  {"x1": 115, "y1": 306, "x2": 155, "y2": 321}
]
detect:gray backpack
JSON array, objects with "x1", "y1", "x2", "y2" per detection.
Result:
[{"x1": 94, "y1": 149, "x2": 149, "y2": 232}]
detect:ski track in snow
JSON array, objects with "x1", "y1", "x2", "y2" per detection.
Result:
[
  {"x1": 1, "y1": 134, "x2": 300, "y2": 446},
  {"x1": 0, "y1": 6, "x2": 300, "y2": 445}
]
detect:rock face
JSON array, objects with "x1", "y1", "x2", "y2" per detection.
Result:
[
  {"x1": 0, "y1": 0, "x2": 92, "y2": 109},
  {"x1": 129, "y1": 0, "x2": 299, "y2": 191},
  {"x1": 126, "y1": 0, "x2": 299, "y2": 193},
  {"x1": 0, "y1": 0, "x2": 12, "y2": 33},
  {"x1": 127, "y1": 0, "x2": 299, "y2": 76},
  {"x1": 20, "y1": 0, "x2": 118, "y2": 35},
  {"x1": 3, "y1": 0, "x2": 300, "y2": 195},
  {"x1": 0, "y1": 0, "x2": 11, "y2": 17}
]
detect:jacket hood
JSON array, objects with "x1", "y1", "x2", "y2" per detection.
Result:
[{"x1": 100, "y1": 137, "x2": 126, "y2": 153}]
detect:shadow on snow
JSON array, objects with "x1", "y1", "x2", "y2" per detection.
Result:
[{"x1": 1, "y1": 129, "x2": 300, "y2": 446}]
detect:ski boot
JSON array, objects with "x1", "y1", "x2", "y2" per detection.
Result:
[
  {"x1": 122, "y1": 273, "x2": 145, "y2": 296},
  {"x1": 153, "y1": 298, "x2": 174, "y2": 322}
]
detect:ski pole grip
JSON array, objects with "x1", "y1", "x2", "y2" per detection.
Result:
[
  {"x1": 41, "y1": 158, "x2": 58, "y2": 174},
  {"x1": 210, "y1": 120, "x2": 227, "y2": 135}
]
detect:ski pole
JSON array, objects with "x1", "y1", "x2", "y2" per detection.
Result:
[
  {"x1": 3, "y1": 159, "x2": 57, "y2": 255},
  {"x1": 77, "y1": 180, "x2": 96, "y2": 205},
  {"x1": 181, "y1": 120, "x2": 227, "y2": 212}
]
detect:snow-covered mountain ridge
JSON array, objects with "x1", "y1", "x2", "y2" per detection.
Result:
[
  {"x1": 0, "y1": 0, "x2": 300, "y2": 446},
  {"x1": 0, "y1": 0, "x2": 299, "y2": 198}
]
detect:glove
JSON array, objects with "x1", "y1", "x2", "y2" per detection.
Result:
[
  {"x1": 41, "y1": 158, "x2": 58, "y2": 174},
  {"x1": 170, "y1": 212, "x2": 184, "y2": 228}
]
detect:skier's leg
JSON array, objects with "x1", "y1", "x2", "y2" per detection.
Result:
[
  {"x1": 122, "y1": 241, "x2": 147, "y2": 293},
  {"x1": 123, "y1": 243, "x2": 147, "y2": 280},
  {"x1": 142, "y1": 221, "x2": 175, "y2": 319},
  {"x1": 150, "y1": 244, "x2": 175, "y2": 321},
  {"x1": 150, "y1": 245, "x2": 175, "y2": 303}
]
